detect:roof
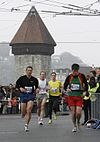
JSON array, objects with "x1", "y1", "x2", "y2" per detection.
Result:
[{"x1": 10, "y1": 7, "x2": 56, "y2": 46}]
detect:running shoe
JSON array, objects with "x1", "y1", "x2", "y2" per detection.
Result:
[
  {"x1": 39, "y1": 119, "x2": 43, "y2": 125},
  {"x1": 48, "y1": 119, "x2": 52, "y2": 124},
  {"x1": 24, "y1": 124, "x2": 29, "y2": 132},
  {"x1": 53, "y1": 114, "x2": 57, "y2": 120},
  {"x1": 72, "y1": 127, "x2": 77, "y2": 132}
]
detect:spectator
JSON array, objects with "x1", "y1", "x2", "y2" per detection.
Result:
[
  {"x1": 7, "y1": 98, "x2": 12, "y2": 114},
  {"x1": 96, "y1": 68, "x2": 100, "y2": 93},
  {"x1": 2, "y1": 87, "x2": 8, "y2": 114},
  {"x1": 11, "y1": 97, "x2": 17, "y2": 114}
]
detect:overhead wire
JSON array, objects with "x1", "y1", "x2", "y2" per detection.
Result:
[
  {"x1": 0, "y1": 0, "x2": 63, "y2": 14},
  {"x1": 0, "y1": 0, "x2": 99, "y2": 16},
  {"x1": 25, "y1": 0, "x2": 64, "y2": 8},
  {"x1": 0, "y1": 1, "x2": 100, "y2": 43},
  {"x1": 42, "y1": 0, "x2": 100, "y2": 15},
  {"x1": 0, "y1": 8, "x2": 28, "y2": 13},
  {"x1": 84, "y1": 0, "x2": 99, "y2": 8},
  {"x1": 0, "y1": 0, "x2": 13, "y2": 7},
  {"x1": 30, "y1": 0, "x2": 100, "y2": 16},
  {"x1": 0, "y1": 0, "x2": 6, "y2": 5}
]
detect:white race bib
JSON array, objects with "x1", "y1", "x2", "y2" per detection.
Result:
[
  {"x1": 71, "y1": 84, "x2": 80, "y2": 91},
  {"x1": 51, "y1": 88, "x2": 58, "y2": 93},
  {"x1": 25, "y1": 86, "x2": 32, "y2": 93}
]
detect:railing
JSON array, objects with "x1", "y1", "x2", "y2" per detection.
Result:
[{"x1": 91, "y1": 93, "x2": 100, "y2": 119}]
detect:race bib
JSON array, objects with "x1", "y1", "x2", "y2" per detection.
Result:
[
  {"x1": 71, "y1": 84, "x2": 80, "y2": 91},
  {"x1": 25, "y1": 86, "x2": 32, "y2": 93},
  {"x1": 51, "y1": 88, "x2": 58, "y2": 93},
  {"x1": 39, "y1": 88, "x2": 47, "y2": 94}
]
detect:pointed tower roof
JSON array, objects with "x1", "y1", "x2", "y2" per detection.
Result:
[{"x1": 10, "y1": 7, "x2": 56, "y2": 46}]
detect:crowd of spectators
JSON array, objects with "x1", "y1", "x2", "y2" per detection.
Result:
[{"x1": 0, "y1": 84, "x2": 20, "y2": 114}]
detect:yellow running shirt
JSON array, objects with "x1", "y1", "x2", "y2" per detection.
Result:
[{"x1": 48, "y1": 80, "x2": 62, "y2": 96}]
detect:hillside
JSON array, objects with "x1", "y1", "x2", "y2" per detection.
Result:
[{"x1": 51, "y1": 52, "x2": 87, "y2": 69}]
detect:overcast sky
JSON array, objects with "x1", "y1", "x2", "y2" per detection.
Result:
[{"x1": 0, "y1": 0, "x2": 100, "y2": 67}]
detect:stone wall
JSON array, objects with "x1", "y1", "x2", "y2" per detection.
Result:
[{"x1": 15, "y1": 54, "x2": 51, "y2": 81}]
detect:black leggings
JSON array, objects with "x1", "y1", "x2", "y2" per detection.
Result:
[
  {"x1": 49, "y1": 96, "x2": 60, "y2": 119},
  {"x1": 83, "y1": 99, "x2": 91, "y2": 123}
]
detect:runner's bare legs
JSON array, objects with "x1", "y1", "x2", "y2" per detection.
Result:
[
  {"x1": 21, "y1": 101, "x2": 33, "y2": 131},
  {"x1": 70, "y1": 106, "x2": 82, "y2": 131},
  {"x1": 24, "y1": 101, "x2": 33, "y2": 125},
  {"x1": 37, "y1": 98, "x2": 46, "y2": 124}
]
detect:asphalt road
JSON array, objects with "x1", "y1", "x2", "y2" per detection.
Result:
[{"x1": 0, "y1": 114, "x2": 99, "y2": 142}]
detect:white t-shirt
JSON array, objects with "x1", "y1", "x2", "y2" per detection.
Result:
[{"x1": 38, "y1": 78, "x2": 47, "y2": 94}]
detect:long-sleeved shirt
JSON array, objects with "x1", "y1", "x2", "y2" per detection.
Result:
[{"x1": 16, "y1": 75, "x2": 38, "y2": 94}]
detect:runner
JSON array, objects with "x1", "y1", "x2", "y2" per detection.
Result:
[
  {"x1": 16, "y1": 66, "x2": 38, "y2": 132},
  {"x1": 48, "y1": 72, "x2": 62, "y2": 124},
  {"x1": 36, "y1": 71, "x2": 48, "y2": 125},
  {"x1": 64, "y1": 63, "x2": 88, "y2": 132}
]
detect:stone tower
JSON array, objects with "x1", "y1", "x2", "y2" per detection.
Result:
[{"x1": 10, "y1": 7, "x2": 56, "y2": 80}]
